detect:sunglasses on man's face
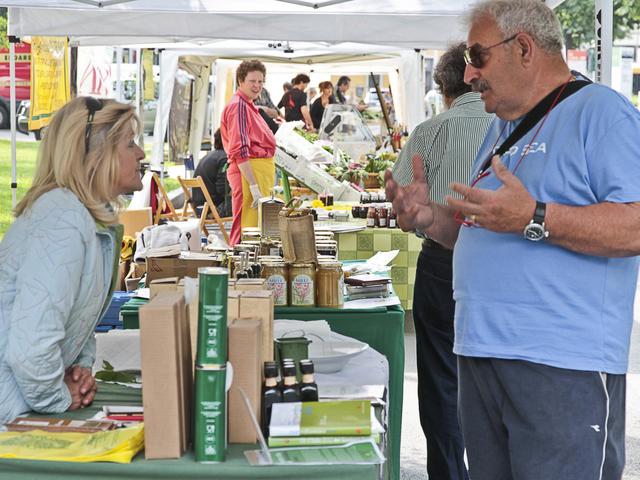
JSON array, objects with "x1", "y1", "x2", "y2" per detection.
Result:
[
  {"x1": 84, "y1": 97, "x2": 104, "y2": 154},
  {"x1": 463, "y1": 33, "x2": 519, "y2": 69}
]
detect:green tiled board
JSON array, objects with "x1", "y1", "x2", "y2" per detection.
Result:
[{"x1": 336, "y1": 228, "x2": 422, "y2": 310}]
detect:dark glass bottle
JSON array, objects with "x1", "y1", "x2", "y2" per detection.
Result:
[
  {"x1": 281, "y1": 364, "x2": 301, "y2": 402},
  {"x1": 388, "y1": 208, "x2": 397, "y2": 228},
  {"x1": 299, "y1": 360, "x2": 319, "y2": 402},
  {"x1": 366, "y1": 207, "x2": 377, "y2": 228},
  {"x1": 262, "y1": 362, "x2": 283, "y2": 437}
]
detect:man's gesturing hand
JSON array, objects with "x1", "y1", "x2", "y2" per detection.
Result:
[
  {"x1": 384, "y1": 155, "x2": 434, "y2": 234},
  {"x1": 447, "y1": 156, "x2": 535, "y2": 233}
]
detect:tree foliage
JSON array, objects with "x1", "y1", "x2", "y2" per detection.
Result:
[
  {"x1": 556, "y1": 0, "x2": 640, "y2": 49},
  {"x1": 0, "y1": 8, "x2": 7, "y2": 50}
]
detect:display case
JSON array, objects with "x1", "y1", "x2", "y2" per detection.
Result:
[{"x1": 318, "y1": 104, "x2": 376, "y2": 162}]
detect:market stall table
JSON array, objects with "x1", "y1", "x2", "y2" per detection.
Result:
[
  {"x1": 0, "y1": 383, "x2": 379, "y2": 480},
  {"x1": 275, "y1": 303, "x2": 404, "y2": 480}
]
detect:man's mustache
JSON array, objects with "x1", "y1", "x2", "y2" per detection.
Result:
[{"x1": 471, "y1": 79, "x2": 490, "y2": 93}]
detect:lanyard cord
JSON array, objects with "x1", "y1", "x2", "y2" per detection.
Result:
[{"x1": 475, "y1": 74, "x2": 574, "y2": 182}]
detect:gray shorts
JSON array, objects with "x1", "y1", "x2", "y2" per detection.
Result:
[{"x1": 458, "y1": 356, "x2": 625, "y2": 480}]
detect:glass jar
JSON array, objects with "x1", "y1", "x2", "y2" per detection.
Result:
[
  {"x1": 288, "y1": 263, "x2": 316, "y2": 307},
  {"x1": 316, "y1": 262, "x2": 344, "y2": 308},
  {"x1": 261, "y1": 261, "x2": 288, "y2": 306},
  {"x1": 260, "y1": 237, "x2": 278, "y2": 257},
  {"x1": 316, "y1": 240, "x2": 338, "y2": 258}
]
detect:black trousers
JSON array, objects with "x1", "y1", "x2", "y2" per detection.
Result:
[{"x1": 413, "y1": 245, "x2": 468, "y2": 480}]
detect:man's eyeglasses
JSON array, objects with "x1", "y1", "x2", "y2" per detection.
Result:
[
  {"x1": 463, "y1": 34, "x2": 519, "y2": 69},
  {"x1": 84, "y1": 97, "x2": 104, "y2": 154}
]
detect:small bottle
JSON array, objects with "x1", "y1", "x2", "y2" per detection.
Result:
[
  {"x1": 299, "y1": 360, "x2": 319, "y2": 402},
  {"x1": 366, "y1": 207, "x2": 377, "y2": 228},
  {"x1": 262, "y1": 362, "x2": 283, "y2": 437},
  {"x1": 388, "y1": 208, "x2": 397, "y2": 228},
  {"x1": 378, "y1": 207, "x2": 388, "y2": 228},
  {"x1": 326, "y1": 193, "x2": 334, "y2": 207},
  {"x1": 281, "y1": 364, "x2": 301, "y2": 402}
]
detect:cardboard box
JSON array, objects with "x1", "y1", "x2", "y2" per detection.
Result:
[
  {"x1": 234, "y1": 278, "x2": 267, "y2": 291},
  {"x1": 228, "y1": 320, "x2": 262, "y2": 443},
  {"x1": 149, "y1": 277, "x2": 179, "y2": 299},
  {"x1": 146, "y1": 256, "x2": 218, "y2": 285},
  {"x1": 227, "y1": 290, "x2": 241, "y2": 323},
  {"x1": 238, "y1": 290, "x2": 274, "y2": 363},
  {"x1": 119, "y1": 207, "x2": 153, "y2": 237},
  {"x1": 139, "y1": 292, "x2": 193, "y2": 459}
]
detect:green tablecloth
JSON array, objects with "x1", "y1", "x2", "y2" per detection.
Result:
[
  {"x1": 335, "y1": 227, "x2": 422, "y2": 310},
  {"x1": 275, "y1": 303, "x2": 405, "y2": 480},
  {"x1": 0, "y1": 384, "x2": 378, "y2": 480}
]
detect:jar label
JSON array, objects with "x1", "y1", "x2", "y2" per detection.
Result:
[
  {"x1": 266, "y1": 274, "x2": 287, "y2": 305},
  {"x1": 379, "y1": 218, "x2": 387, "y2": 227},
  {"x1": 292, "y1": 274, "x2": 314, "y2": 305},
  {"x1": 366, "y1": 218, "x2": 375, "y2": 227},
  {"x1": 389, "y1": 218, "x2": 396, "y2": 228}
]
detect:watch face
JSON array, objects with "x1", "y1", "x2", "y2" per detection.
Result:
[{"x1": 524, "y1": 223, "x2": 546, "y2": 241}]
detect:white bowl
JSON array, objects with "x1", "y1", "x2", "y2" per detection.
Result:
[{"x1": 308, "y1": 340, "x2": 369, "y2": 373}]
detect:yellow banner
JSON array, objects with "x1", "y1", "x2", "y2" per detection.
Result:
[
  {"x1": 29, "y1": 37, "x2": 69, "y2": 131},
  {"x1": 142, "y1": 49, "x2": 155, "y2": 101}
]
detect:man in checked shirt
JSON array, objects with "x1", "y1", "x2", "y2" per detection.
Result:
[{"x1": 391, "y1": 42, "x2": 493, "y2": 480}]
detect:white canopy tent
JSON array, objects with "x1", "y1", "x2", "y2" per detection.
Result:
[
  {"x1": 7, "y1": 1, "x2": 476, "y2": 49},
  {"x1": 151, "y1": 47, "x2": 424, "y2": 170}
]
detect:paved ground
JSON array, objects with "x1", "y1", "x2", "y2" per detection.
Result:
[{"x1": 401, "y1": 276, "x2": 640, "y2": 479}]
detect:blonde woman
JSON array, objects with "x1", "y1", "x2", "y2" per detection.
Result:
[{"x1": 0, "y1": 96, "x2": 145, "y2": 425}]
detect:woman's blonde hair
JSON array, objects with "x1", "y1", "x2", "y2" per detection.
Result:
[{"x1": 15, "y1": 96, "x2": 140, "y2": 224}]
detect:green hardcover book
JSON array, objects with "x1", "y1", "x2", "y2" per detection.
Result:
[
  {"x1": 269, "y1": 400, "x2": 371, "y2": 437},
  {"x1": 268, "y1": 433, "x2": 381, "y2": 448}
]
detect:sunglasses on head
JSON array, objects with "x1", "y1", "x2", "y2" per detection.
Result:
[
  {"x1": 463, "y1": 33, "x2": 519, "y2": 69},
  {"x1": 84, "y1": 97, "x2": 104, "y2": 154}
]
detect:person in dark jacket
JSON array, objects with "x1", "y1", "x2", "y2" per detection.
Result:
[
  {"x1": 192, "y1": 129, "x2": 232, "y2": 217},
  {"x1": 310, "y1": 81, "x2": 336, "y2": 130}
]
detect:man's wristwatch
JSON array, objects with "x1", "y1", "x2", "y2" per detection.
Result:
[{"x1": 523, "y1": 201, "x2": 549, "y2": 241}]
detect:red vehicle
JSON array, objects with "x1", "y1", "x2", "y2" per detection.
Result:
[{"x1": 0, "y1": 42, "x2": 31, "y2": 129}]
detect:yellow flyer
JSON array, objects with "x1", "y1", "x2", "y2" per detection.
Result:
[{"x1": 29, "y1": 36, "x2": 69, "y2": 131}]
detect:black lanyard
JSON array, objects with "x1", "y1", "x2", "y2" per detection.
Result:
[{"x1": 477, "y1": 79, "x2": 591, "y2": 175}]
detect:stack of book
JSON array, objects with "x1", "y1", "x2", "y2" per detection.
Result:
[
  {"x1": 267, "y1": 399, "x2": 383, "y2": 448},
  {"x1": 344, "y1": 273, "x2": 392, "y2": 301}
]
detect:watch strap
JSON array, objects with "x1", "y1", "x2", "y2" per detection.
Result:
[{"x1": 533, "y1": 201, "x2": 546, "y2": 225}]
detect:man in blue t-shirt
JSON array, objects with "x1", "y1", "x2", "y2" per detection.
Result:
[{"x1": 385, "y1": 1, "x2": 640, "y2": 479}]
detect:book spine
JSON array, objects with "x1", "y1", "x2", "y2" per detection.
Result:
[
  {"x1": 300, "y1": 425, "x2": 372, "y2": 436},
  {"x1": 268, "y1": 433, "x2": 380, "y2": 448}
]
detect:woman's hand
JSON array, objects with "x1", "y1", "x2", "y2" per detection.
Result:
[
  {"x1": 249, "y1": 184, "x2": 263, "y2": 208},
  {"x1": 64, "y1": 365, "x2": 98, "y2": 409}
]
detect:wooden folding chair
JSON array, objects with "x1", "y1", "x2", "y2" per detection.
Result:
[
  {"x1": 151, "y1": 173, "x2": 180, "y2": 224},
  {"x1": 178, "y1": 175, "x2": 231, "y2": 244}
]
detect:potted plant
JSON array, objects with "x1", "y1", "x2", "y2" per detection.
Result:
[{"x1": 363, "y1": 153, "x2": 395, "y2": 188}]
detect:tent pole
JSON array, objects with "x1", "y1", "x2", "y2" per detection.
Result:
[
  {"x1": 594, "y1": 0, "x2": 612, "y2": 86},
  {"x1": 9, "y1": 36, "x2": 18, "y2": 209}
]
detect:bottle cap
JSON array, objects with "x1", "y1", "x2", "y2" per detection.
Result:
[
  {"x1": 300, "y1": 361, "x2": 315, "y2": 374},
  {"x1": 264, "y1": 362, "x2": 278, "y2": 377},
  {"x1": 283, "y1": 364, "x2": 297, "y2": 377}
]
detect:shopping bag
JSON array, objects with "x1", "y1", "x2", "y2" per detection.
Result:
[{"x1": 278, "y1": 198, "x2": 317, "y2": 264}]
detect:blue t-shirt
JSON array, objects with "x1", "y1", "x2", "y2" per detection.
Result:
[{"x1": 453, "y1": 83, "x2": 640, "y2": 374}]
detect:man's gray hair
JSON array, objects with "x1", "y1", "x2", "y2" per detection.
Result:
[
  {"x1": 466, "y1": 0, "x2": 564, "y2": 54},
  {"x1": 434, "y1": 43, "x2": 472, "y2": 99}
]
